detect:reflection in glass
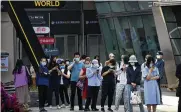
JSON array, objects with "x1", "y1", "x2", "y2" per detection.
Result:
[
  {"x1": 162, "y1": 7, "x2": 176, "y2": 22},
  {"x1": 124, "y1": 1, "x2": 140, "y2": 11},
  {"x1": 109, "y1": 1, "x2": 125, "y2": 12},
  {"x1": 175, "y1": 56, "x2": 181, "y2": 65},
  {"x1": 171, "y1": 39, "x2": 181, "y2": 55},
  {"x1": 167, "y1": 23, "x2": 181, "y2": 38},
  {"x1": 95, "y1": 2, "x2": 111, "y2": 14},
  {"x1": 67, "y1": 36, "x2": 77, "y2": 60},
  {"x1": 87, "y1": 35, "x2": 99, "y2": 59},
  {"x1": 128, "y1": 16, "x2": 144, "y2": 63},
  {"x1": 138, "y1": 1, "x2": 152, "y2": 10},
  {"x1": 142, "y1": 15, "x2": 159, "y2": 57},
  {"x1": 55, "y1": 37, "x2": 65, "y2": 58}
]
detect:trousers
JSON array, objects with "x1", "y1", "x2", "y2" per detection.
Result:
[
  {"x1": 38, "y1": 85, "x2": 48, "y2": 108},
  {"x1": 115, "y1": 83, "x2": 125, "y2": 110},
  {"x1": 59, "y1": 84, "x2": 70, "y2": 104},
  {"x1": 85, "y1": 86, "x2": 100, "y2": 109}
]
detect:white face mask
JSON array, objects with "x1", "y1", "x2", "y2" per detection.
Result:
[
  {"x1": 150, "y1": 64, "x2": 153, "y2": 68},
  {"x1": 41, "y1": 62, "x2": 46, "y2": 66},
  {"x1": 156, "y1": 55, "x2": 161, "y2": 59},
  {"x1": 93, "y1": 64, "x2": 99, "y2": 68},
  {"x1": 66, "y1": 61, "x2": 70, "y2": 65},
  {"x1": 130, "y1": 62, "x2": 135, "y2": 66}
]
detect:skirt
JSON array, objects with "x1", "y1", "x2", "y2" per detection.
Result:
[{"x1": 15, "y1": 85, "x2": 30, "y2": 104}]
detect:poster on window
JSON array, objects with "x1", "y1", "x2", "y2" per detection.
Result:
[{"x1": 1, "y1": 56, "x2": 8, "y2": 71}]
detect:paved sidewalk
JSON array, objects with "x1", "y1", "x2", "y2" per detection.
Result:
[{"x1": 30, "y1": 90, "x2": 178, "y2": 112}]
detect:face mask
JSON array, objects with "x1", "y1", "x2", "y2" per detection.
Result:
[
  {"x1": 150, "y1": 64, "x2": 153, "y2": 68},
  {"x1": 156, "y1": 55, "x2": 161, "y2": 59},
  {"x1": 93, "y1": 64, "x2": 99, "y2": 68},
  {"x1": 41, "y1": 62, "x2": 46, "y2": 66},
  {"x1": 60, "y1": 65, "x2": 65, "y2": 69},
  {"x1": 130, "y1": 62, "x2": 135, "y2": 66},
  {"x1": 66, "y1": 61, "x2": 70, "y2": 65},
  {"x1": 85, "y1": 64, "x2": 91, "y2": 68},
  {"x1": 74, "y1": 58, "x2": 80, "y2": 62}
]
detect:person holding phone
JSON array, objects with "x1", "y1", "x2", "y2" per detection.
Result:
[
  {"x1": 101, "y1": 59, "x2": 116, "y2": 112},
  {"x1": 68, "y1": 52, "x2": 84, "y2": 111},
  {"x1": 143, "y1": 56, "x2": 160, "y2": 112},
  {"x1": 48, "y1": 56, "x2": 60, "y2": 109}
]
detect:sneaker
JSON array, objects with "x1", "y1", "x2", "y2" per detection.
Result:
[
  {"x1": 44, "y1": 103, "x2": 48, "y2": 107},
  {"x1": 108, "y1": 108, "x2": 114, "y2": 112},
  {"x1": 49, "y1": 105, "x2": 52, "y2": 109},
  {"x1": 92, "y1": 108, "x2": 99, "y2": 111},
  {"x1": 60, "y1": 104, "x2": 66, "y2": 108},
  {"x1": 57, "y1": 105, "x2": 61, "y2": 109},
  {"x1": 66, "y1": 104, "x2": 71, "y2": 108},
  {"x1": 40, "y1": 108, "x2": 47, "y2": 112},
  {"x1": 79, "y1": 107, "x2": 84, "y2": 110},
  {"x1": 101, "y1": 108, "x2": 105, "y2": 112},
  {"x1": 84, "y1": 108, "x2": 90, "y2": 111}
]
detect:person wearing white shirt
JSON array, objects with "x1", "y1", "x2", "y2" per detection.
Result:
[{"x1": 115, "y1": 55, "x2": 129, "y2": 111}]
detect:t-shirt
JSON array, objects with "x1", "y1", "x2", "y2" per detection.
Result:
[
  {"x1": 71, "y1": 62, "x2": 84, "y2": 82},
  {"x1": 101, "y1": 66, "x2": 115, "y2": 84}
]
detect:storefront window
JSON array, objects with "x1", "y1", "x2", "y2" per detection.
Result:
[{"x1": 138, "y1": 1, "x2": 152, "y2": 10}]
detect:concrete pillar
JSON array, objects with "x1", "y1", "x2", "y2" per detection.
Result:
[
  {"x1": 1, "y1": 12, "x2": 17, "y2": 83},
  {"x1": 152, "y1": 6, "x2": 178, "y2": 88}
]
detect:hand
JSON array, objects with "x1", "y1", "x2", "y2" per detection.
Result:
[
  {"x1": 131, "y1": 83, "x2": 136, "y2": 88},
  {"x1": 52, "y1": 67, "x2": 57, "y2": 70},
  {"x1": 149, "y1": 67, "x2": 154, "y2": 73}
]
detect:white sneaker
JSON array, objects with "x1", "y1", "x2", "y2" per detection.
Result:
[
  {"x1": 66, "y1": 104, "x2": 71, "y2": 108},
  {"x1": 49, "y1": 105, "x2": 52, "y2": 109},
  {"x1": 57, "y1": 105, "x2": 61, "y2": 109},
  {"x1": 60, "y1": 104, "x2": 66, "y2": 108}
]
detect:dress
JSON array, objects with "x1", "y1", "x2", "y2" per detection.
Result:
[{"x1": 143, "y1": 66, "x2": 160, "y2": 105}]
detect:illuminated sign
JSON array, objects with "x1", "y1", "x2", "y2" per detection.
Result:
[
  {"x1": 38, "y1": 37, "x2": 55, "y2": 45},
  {"x1": 34, "y1": 0, "x2": 60, "y2": 7},
  {"x1": 33, "y1": 27, "x2": 50, "y2": 34}
]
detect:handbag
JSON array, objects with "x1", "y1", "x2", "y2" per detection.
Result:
[
  {"x1": 76, "y1": 80, "x2": 84, "y2": 90},
  {"x1": 176, "y1": 87, "x2": 181, "y2": 97},
  {"x1": 130, "y1": 90, "x2": 142, "y2": 105}
]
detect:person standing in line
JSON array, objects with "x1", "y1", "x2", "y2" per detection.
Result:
[
  {"x1": 68, "y1": 52, "x2": 84, "y2": 111},
  {"x1": 143, "y1": 56, "x2": 160, "y2": 112},
  {"x1": 13, "y1": 59, "x2": 31, "y2": 111},
  {"x1": 176, "y1": 63, "x2": 181, "y2": 112},
  {"x1": 84, "y1": 59, "x2": 102, "y2": 111},
  {"x1": 101, "y1": 59, "x2": 116, "y2": 112},
  {"x1": 80, "y1": 55, "x2": 87, "y2": 63},
  {"x1": 36, "y1": 58, "x2": 49, "y2": 112},
  {"x1": 114, "y1": 55, "x2": 129, "y2": 111},
  {"x1": 155, "y1": 51, "x2": 165, "y2": 104},
  {"x1": 58, "y1": 60, "x2": 71, "y2": 108},
  {"x1": 79, "y1": 57, "x2": 90, "y2": 104},
  {"x1": 105, "y1": 53, "x2": 115, "y2": 66},
  {"x1": 48, "y1": 56, "x2": 60, "y2": 109},
  {"x1": 94, "y1": 55, "x2": 103, "y2": 69},
  {"x1": 124, "y1": 55, "x2": 144, "y2": 112}
]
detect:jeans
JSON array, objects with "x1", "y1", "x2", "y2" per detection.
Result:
[
  {"x1": 124, "y1": 84, "x2": 145, "y2": 112},
  {"x1": 70, "y1": 81, "x2": 83, "y2": 109}
]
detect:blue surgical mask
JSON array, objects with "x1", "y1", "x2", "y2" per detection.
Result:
[
  {"x1": 74, "y1": 58, "x2": 80, "y2": 62},
  {"x1": 60, "y1": 65, "x2": 65, "y2": 69},
  {"x1": 41, "y1": 62, "x2": 46, "y2": 66}
]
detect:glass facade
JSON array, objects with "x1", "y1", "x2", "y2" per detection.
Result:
[
  {"x1": 95, "y1": 1, "x2": 160, "y2": 63},
  {"x1": 162, "y1": 6, "x2": 181, "y2": 65}
]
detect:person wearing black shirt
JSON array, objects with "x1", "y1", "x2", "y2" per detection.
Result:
[
  {"x1": 176, "y1": 63, "x2": 181, "y2": 112},
  {"x1": 101, "y1": 59, "x2": 116, "y2": 112},
  {"x1": 124, "y1": 55, "x2": 144, "y2": 112}
]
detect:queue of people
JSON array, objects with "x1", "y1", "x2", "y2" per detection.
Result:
[{"x1": 12, "y1": 51, "x2": 167, "y2": 112}]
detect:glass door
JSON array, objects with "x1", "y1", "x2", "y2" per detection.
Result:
[
  {"x1": 87, "y1": 34, "x2": 106, "y2": 64},
  {"x1": 54, "y1": 35, "x2": 78, "y2": 60}
]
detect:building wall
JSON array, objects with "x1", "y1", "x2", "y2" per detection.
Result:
[{"x1": 1, "y1": 12, "x2": 17, "y2": 83}]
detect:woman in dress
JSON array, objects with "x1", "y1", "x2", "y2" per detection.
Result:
[
  {"x1": 143, "y1": 56, "x2": 160, "y2": 112},
  {"x1": 13, "y1": 59, "x2": 30, "y2": 111}
]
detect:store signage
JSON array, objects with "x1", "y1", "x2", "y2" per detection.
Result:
[
  {"x1": 51, "y1": 21, "x2": 80, "y2": 25},
  {"x1": 1, "y1": 56, "x2": 8, "y2": 72},
  {"x1": 44, "y1": 48, "x2": 60, "y2": 56},
  {"x1": 38, "y1": 37, "x2": 55, "y2": 44},
  {"x1": 33, "y1": 27, "x2": 50, "y2": 34},
  {"x1": 34, "y1": 0, "x2": 60, "y2": 7}
]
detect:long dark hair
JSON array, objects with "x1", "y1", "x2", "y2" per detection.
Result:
[
  {"x1": 13, "y1": 59, "x2": 24, "y2": 74},
  {"x1": 48, "y1": 56, "x2": 57, "y2": 69},
  {"x1": 146, "y1": 56, "x2": 155, "y2": 68}
]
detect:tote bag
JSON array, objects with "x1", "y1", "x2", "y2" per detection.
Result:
[{"x1": 130, "y1": 90, "x2": 142, "y2": 105}]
